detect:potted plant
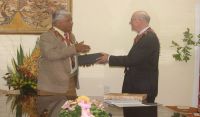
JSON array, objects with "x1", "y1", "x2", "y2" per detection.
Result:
[{"x1": 171, "y1": 28, "x2": 200, "y2": 62}]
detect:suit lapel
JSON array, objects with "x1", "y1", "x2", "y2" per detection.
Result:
[
  {"x1": 128, "y1": 35, "x2": 144, "y2": 55},
  {"x1": 128, "y1": 27, "x2": 155, "y2": 56},
  {"x1": 128, "y1": 29, "x2": 151, "y2": 56},
  {"x1": 49, "y1": 28, "x2": 67, "y2": 47}
]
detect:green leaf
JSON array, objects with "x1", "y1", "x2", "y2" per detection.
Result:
[
  {"x1": 11, "y1": 59, "x2": 17, "y2": 74},
  {"x1": 187, "y1": 40, "x2": 195, "y2": 45},
  {"x1": 171, "y1": 28, "x2": 200, "y2": 62},
  {"x1": 17, "y1": 45, "x2": 24, "y2": 66},
  {"x1": 172, "y1": 54, "x2": 182, "y2": 61},
  {"x1": 197, "y1": 34, "x2": 200, "y2": 38},
  {"x1": 16, "y1": 103, "x2": 22, "y2": 117},
  {"x1": 183, "y1": 56, "x2": 189, "y2": 62},
  {"x1": 177, "y1": 47, "x2": 182, "y2": 51},
  {"x1": 171, "y1": 41, "x2": 179, "y2": 46}
]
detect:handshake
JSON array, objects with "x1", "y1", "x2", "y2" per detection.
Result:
[{"x1": 74, "y1": 41, "x2": 109, "y2": 66}]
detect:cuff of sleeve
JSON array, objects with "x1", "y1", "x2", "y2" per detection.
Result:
[
  {"x1": 108, "y1": 55, "x2": 110, "y2": 62},
  {"x1": 71, "y1": 45, "x2": 78, "y2": 55}
]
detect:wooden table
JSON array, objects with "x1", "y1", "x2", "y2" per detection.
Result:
[{"x1": 167, "y1": 106, "x2": 200, "y2": 117}]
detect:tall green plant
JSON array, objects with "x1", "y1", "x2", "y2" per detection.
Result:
[
  {"x1": 2, "y1": 45, "x2": 24, "y2": 117},
  {"x1": 2, "y1": 45, "x2": 37, "y2": 117},
  {"x1": 171, "y1": 28, "x2": 200, "y2": 62},
  {"x1": 3, "y1": 45, "x2": 25, "y2": 90}
]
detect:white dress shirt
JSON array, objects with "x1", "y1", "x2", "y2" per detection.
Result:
[{"x1": 53, "y1": 27, "x2": 78, "y2": 74}]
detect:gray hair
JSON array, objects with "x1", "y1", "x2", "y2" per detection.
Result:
[
  {"x1": 52, "y1": 9, "x2": 71, "y2": 24},
  {"x1": 134, "y1": 11, "x2": 150, "y2": 23}
]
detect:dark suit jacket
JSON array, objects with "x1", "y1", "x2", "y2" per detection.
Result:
[{"x1": 109, "y1": 28, "x2": 160, "y2": 103}]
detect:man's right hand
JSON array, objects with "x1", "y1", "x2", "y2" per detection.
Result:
[
  {"x1": 96, "y1": 53, "x2": 109, "y2": 64},
  {"x1": 75, "y1": 41, "x2": 90, "y2": 53}
]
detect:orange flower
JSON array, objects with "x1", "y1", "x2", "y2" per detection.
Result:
[{"x1": 19, "y1": 47, "x2": 40, "y2": 80}]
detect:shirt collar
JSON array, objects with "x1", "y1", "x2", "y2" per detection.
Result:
[
  {"x1": 53, "y1": 26, "x2": 65, "y2": 38},
  {"x1": 138, "y1": 26, "x2": 150, "y2": 35}
]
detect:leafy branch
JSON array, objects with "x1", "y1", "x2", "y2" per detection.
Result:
[
  {"x1": 171, "y1": 28, "x2": 200, "y2": 62},
  {"x1": 171, "y1": 112, "x2": 186, "y2": 117}
]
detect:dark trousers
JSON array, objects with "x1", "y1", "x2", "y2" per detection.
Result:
[
  {"x1": 123, "y1": 95, "x2": 157, "y2": 117},
  {"x1": 123, "y1": 106, "x2": 157, "y2": 117}
]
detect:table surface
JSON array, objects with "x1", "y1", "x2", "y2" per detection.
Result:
[
  {"x1": 0, "y1": 95, "x2": 191, "y2": 117},
  {"x1": 166, "y1": 106, "x2": 200, "y2": 117}
]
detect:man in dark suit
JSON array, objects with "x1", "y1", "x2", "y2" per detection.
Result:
[{"x1": 97, "y1": 11, "x2": 160, "y2": 117}]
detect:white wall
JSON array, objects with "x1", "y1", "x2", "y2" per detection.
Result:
[{"x1": 0, "y1": 0, "x2": 197, "y2": 106}]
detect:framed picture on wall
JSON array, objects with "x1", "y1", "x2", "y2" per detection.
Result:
[{"x1": 0, "y1": 0, "x2": 72, "y2": 34}]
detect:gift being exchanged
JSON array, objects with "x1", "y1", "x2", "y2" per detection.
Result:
[{"x1": 78, "y1": 53, "x2": 102, "y2": 66}]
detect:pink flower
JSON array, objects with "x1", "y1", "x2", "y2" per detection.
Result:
[
  {"x1": 81, "y1": 109, "x2": 94, "y2": 117},
  {"x1": 78, "y1": 100, "x2": 95, "y2": 117},
  {"x1": 78, "y1": 100, "x2": 91, "y2": 109},
  {"x1": 61, "y1": 101, "x2": 70, "y2": 109}
]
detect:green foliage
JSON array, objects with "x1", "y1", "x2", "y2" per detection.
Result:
[
  {"x1": 2, "y1": 44, "x2": 37, "y2": 92},
  {"x1": 17, "y1": 45, "x2": 24, "y2": 66},
  {"x1": 90, "y1": 104, "x2": 110, "y2": 117},
  {"x1": 59, "y1": 104, "x2": 110, "y2": 117},
  {"x1": 171, "y1": 28, "x2": 200, "y2": 62},
  {"x1": 2, "y1": 45, "x2": 37, "y2": 117},
  {"x1": 59, "y1": 105, "x2": 81, "y2": 117},
  {"x1": 171, "y1": 112, "x2": 186, "y2": 117}
]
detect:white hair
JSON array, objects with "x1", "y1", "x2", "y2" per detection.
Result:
[
  {"x1": 52, "y1": 9, "x2": 71, "y2": 24},
  {"x1": 134, "y1": 11, "x2": 150, "y2": 23}
]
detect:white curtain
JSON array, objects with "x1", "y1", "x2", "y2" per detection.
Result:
[{"x1": 192, "y1": 0, "x2": 200, "y2": 107}]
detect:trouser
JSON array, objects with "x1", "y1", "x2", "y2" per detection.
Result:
[
  {"x1": 37, "y1": 77, "x2": 77, "y2": 117},
  {"x1": 37, "y1": 96, "x2": 66, "y2": 117},
  {"x1": 123, "y1": 106, "x2": 157, "y2": 117},
  {"x1": 123, "y1": 96, "x2": 157, "y2": 117}
]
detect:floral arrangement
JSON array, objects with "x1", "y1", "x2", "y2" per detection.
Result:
[
  {"x1": 2, "y1": 44, "x2": 40, "y2": 117},
  {"x1": 2, "y1": 45, "x2": 40, "y2": 95},
  {"x1": 59, "y1": 96, "x2": 110, "y2": 117}
]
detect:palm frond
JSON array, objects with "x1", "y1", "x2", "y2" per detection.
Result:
[{"x1": 17, "y1": 45, "x2": 24, "y2": 66}]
